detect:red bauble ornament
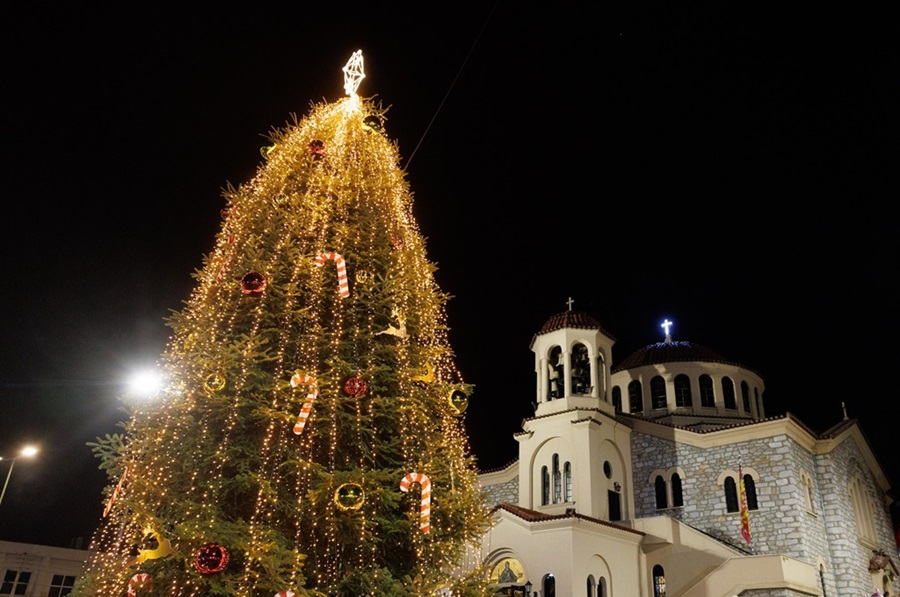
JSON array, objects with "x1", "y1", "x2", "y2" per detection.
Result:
[
  {"x1": 193, "y1": 543, "x2": 229, "y2": 574},
  {"x1": 241, "y1": 272, "x2": 267, "y2": 296},
  {"x1": 342, "y1": 375, "x2": 368, "y2": 397},
  {"x1": 308, "y1": 139, "x2": 326, "y2": 159}
]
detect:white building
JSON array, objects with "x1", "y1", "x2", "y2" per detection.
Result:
[
  {"x1": 0, "y1": 541, "x2": 90, "y2": 597},
  {"x1": 477, "y1": 308, "x2": 899, "y2": 597}
]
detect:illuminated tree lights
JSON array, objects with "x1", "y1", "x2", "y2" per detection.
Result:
[{"x1": 71, "y1": 52, "x2": 491, "y2": 597}]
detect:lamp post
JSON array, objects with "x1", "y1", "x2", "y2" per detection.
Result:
[
  {"x1": 0, "y1": 445, "x2": 38, "y2": 507},
  {"x1": 524, "y1": 581, "x2": 533, "y2": 596}
]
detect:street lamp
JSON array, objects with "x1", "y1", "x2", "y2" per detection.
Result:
[
  {"x1": 524, "y1": 581, "x2": 533, "y2": 596},
  {"x1": 0, "y1": 445, "x2": 38, "y2": 507}
]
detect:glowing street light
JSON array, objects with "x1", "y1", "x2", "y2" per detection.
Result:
[
  {"x1": 0, "y1": 445, "x2": 38, "y2": 507},
  {"x1": 126, "y1": 369, "x2": 164, "y2": 397}
]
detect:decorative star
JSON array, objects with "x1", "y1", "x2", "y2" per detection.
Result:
[{"x1": 342, "y1": 50, "x2": 365, "y2": 97}]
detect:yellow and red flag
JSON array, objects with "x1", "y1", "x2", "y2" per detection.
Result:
[{"x1": 739, "y1": 456, "x2": 752, "y2": 545}]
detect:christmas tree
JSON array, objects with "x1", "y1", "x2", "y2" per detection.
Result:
[{"x1": 71, "y1": 51, "x2": 492, "y2": 597}]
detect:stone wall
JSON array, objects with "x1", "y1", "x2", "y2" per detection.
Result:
[
  {"x1": 817, "y1": 435, "x2": 896, "y2": 597},
  {"x1": 629, "y1": 428, "x2": 897, "y2": 596},
  {"x1": 483, "y1": 475, "x2": 518, "y2": 506}
]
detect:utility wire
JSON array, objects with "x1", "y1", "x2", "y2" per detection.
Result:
[{"x1": 403, "y1": 1, "x2": 501, "y2": 172}]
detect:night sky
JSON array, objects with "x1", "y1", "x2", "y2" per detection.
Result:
[{"x1": 1, "y1": 4, "x2": 897, "y2": 548}]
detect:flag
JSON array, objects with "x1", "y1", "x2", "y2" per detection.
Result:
[{"x1": 739, "y1": 456, "x2": 752, "y2": 545}]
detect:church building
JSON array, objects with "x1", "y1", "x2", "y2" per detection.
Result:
[{"x1": 476, "y1": 307, "x2": 898, "y2": 597}]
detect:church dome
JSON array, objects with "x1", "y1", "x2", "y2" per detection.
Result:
[{"x1": 613, "y1": 340, "x2": 754, "y2": 374}]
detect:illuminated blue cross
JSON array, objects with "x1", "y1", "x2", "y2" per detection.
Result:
[{"x1": 661, "y1": 319, "x2": 673, "y2": 342}]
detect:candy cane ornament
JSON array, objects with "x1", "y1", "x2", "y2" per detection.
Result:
[
  {"x1": 103, "y1": 465, "x2": 129, "y2": 517},
  {"x1": 127, "y1": 573, "x2": 152, "y2": 597},
  {"x1": 290, "y1": 370, "x2": 318, "y2": 434},
  {"x1": 399, "y1": 472, "x2": 432, "y2": 533},
  {"x1": 315, "y1": 252, "x2": 349, "y2": 298}
]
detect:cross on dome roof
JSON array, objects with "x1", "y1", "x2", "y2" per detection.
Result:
[{"x1": 661, "y1": 318, "x2": 673, "y2": 343}]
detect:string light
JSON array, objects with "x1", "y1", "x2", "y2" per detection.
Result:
[{"x1": 76, "y1": 57, "x2": 491, "y2": 596}]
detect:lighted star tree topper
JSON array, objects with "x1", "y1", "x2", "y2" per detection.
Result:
[{"x1": 342, "y1": 49, "x2": 365, "y2": 98}]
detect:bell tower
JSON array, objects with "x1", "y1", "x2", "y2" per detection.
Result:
[
  {"x1": 530, "y1": 298, "x2": 616, "y2": 417},
  {"x1": 516, "y1": 300, "x2": 632, "y2": 520}
]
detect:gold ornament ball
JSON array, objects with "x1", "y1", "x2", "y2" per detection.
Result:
[
  {"x1": 448, "y1": 389, "x2": 469, "y2": 414},
  {"x1": 362, "y1": 114, "x2": 381, "y2": 132},
  {"x1": 204, "y1": 372, "x2": 227, "y2": 393},
  {"x1": 334, "y1": 482, "x2": 365, "y2": 511}
]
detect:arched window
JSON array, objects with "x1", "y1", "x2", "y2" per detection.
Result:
[
  {"x1": 672, "y1": 473, "x2": 683, "y2": 507},
  {"x1": 548, "y1": 346, "x2": 563, "y2": 399},
  {"x1": 553, "y1": 454, "x2": 561, "y2": 503},
  {"x1": 541, "y1": 466, "x2": 550, "y2": 505},
  {"x1": 571, "y1": 342, "x2": 590, "y2": 394},
  {"x1": 650, "y1": 376, "x2": 667, "y2": 409},
  {"x1": 564, "y1": 462, "x2": 572, "y2": 502},
  {"x1": 674, "y1": 374, "x2": 692, "y2": 407},
  {"x1": 849, "y1": 476, "x2": 877, "y2": 543},
  {"x1": 655, "y1": 475, "x2": 667, "y2": 509},
  {"x1": 543, "y1": 574, "x2": 556, "y2": 597},
  {"x1": 754, "y1": 387, "x2": 762, "y2": 417},
  {"x1": 743, "y1": 473, "x2": 758, "y2": 510},
  {"x1": 722, "y1": 377, "x2": 736, "y2": 410},
  {"x1": 651, "y1": 468, "x2": 685, "y2": 511},
  {"x1": 628, "y1": 380, "x2": 642, "y2": 413},
  {"x1": 724, "y1": 476, "x2": 738, "y2": 512},
  {"x1": 802, "y1": 471, "x2": 816, "y2": 513},
  {"x1": 587, "y1": 575, "x2": 608, "y2": 597},
  {"x1": 652, "y1": 564, "x2": 667, "y2": 597},
  {"x1": 699, "y1": 374, "x2": 715, "y2": 407},
  {"x1": 612, "y1": 386, "x2": 622, "y2": 412},
  {"x1": 741, "y1": 380, "x2": 751, "y2": 412}
]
